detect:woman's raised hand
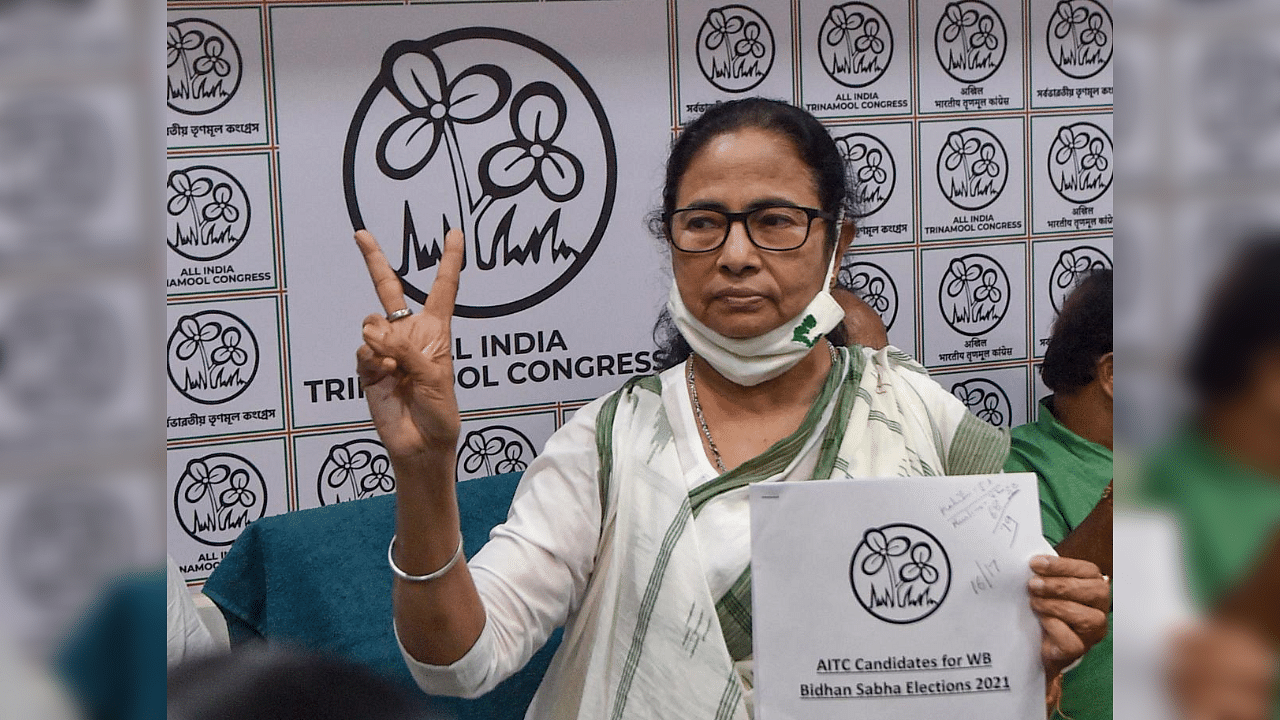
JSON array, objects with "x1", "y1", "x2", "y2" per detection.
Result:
[{"x1": 354, "y1": 228, "x2": 464, "y2": 462}]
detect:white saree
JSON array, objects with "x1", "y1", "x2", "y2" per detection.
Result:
[{"x1": 401, "y1": 345, "x2": 1009, "y2": 720}]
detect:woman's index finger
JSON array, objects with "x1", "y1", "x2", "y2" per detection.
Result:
[
  {"x1": 354, "y1": 229, "x2": 408, "y2": 313},
  {"x1": 422, "y1": 228, "x2": 465, "y2": 316}
]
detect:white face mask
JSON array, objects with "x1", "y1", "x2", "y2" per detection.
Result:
[{"x1": 667, "y1": 247, "x2": 846, "y2": 386}]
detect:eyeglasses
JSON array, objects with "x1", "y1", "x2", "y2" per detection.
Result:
[{"x1": 664, "y1": 205, "x2": 835, "y2": 253}]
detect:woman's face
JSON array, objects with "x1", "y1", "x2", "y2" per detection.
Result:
[{"x1": 672, "y1": 127, "x2": 837, "y2": 339}]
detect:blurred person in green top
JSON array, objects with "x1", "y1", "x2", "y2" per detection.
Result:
[
  {"x1": 1143, "y1": 237, "x2": 1280, "y2": 720},
  {"x1": 1006, "y1": 268, "x2": 1113, "y2": 720}
]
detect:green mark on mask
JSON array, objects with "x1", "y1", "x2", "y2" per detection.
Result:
[{"x1": 792, "y1": 314, "x2": 818, "y2": 347}]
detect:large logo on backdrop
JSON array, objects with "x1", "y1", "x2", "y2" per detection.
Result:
[
  {"x1": 934, "y1": 1, "x2": 1007, "y2": 84},
  {"x1": 174, "y1": 452, "x2": 268, "y2": 545},
  {"x1": 939, "y1": 253, "x2": 1010, "y2": 336},
  {"x1": 696, "y1": 5, "x2": 776, "y2": 93},
  {"x1": 7, "y1": 484, "x2": 135, "y2": 611},
  {"x1": 166, "y1": 18, "x2": 243, "y2": 115},
  {"x1": 344, "y1": 29, "x2": 616, "y2": 318},
  {"x1": 456, "y1": 424, "x2": 536, "y2": 482},
  {"x1": 937, "y1": 127, "x2": 1007, "y2": 211},
  {"x1": 0, "y1": 292, "x2": 124, "y2": 417},
  {"x1": 318, "y1": 439, "x2": 395, "y2": 506},
  {"x1": 835, "y1": 132, "x2": 895, "y2": 217},
  {"x1": 1049, "y1": 245, "x2": 1111, "y2": 313},
  {"x1": 818, "y1": 3, "x2": 893, "y2": 88},
  {"x1": 838, "y1": 259, "x2": 899, "y2": 331},
  {"x1": 166, "y1": 309, "x2": 260, "y2": 405},
  {"x1": 1047, "y1": 0, "x2": 1113, "y2": 80},
  {"x1": 0, "y1": 95, "x2": 112, "y2": 231},
  {"x1": 950, "y1": 378, "x2": 1012, "y2": 427},
  {"x1": 166, "y1": 165, "x2": 251, "y2": 261},
  {"x1": 850, "y1": 523, "x2": 951, "y2": 623},
  {"x1": 1047, "y1": 122, "x2": 1112, "y2": 204}
]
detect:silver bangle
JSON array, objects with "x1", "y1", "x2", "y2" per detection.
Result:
[{"x1": 388, "y1": 533, "x2": 464, "y2": 582}]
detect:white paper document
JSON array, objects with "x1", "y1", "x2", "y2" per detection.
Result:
[{"x1": 750, "y1": 474, "x2": 1049, "y2": 719}]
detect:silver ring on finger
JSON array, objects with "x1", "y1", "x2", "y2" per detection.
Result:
[{"x1": 387, "y1": 307, "x2": 413, "y2": 322}]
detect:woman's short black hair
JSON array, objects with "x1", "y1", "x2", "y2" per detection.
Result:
[
  {"x1": 1040, "y1": 268, "x2": 1113, "y2": 394},
  {"x1": 649, "y1": 98, "x2": 856, "y2": 370},
  {"x1": 1186, "y1": 234, "x2": 1280, "y2": 404}
]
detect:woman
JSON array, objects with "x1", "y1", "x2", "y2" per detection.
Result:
[{"x1": 354, "y1": 98, "x2": 1109, "y2": 719}]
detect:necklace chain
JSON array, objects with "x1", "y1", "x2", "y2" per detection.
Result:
[{"x1": 686, "y1": 342, "x2": 840, "y2": 475}]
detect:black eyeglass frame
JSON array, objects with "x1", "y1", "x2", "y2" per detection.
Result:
[{"x1": 662, "y1": 204, "x2": 837, "y2": 253}]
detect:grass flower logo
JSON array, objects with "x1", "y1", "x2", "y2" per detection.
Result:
[
  {"x1": 175, "y1": 453, "x2": 267, "y2": 545},
  {"x1": 951, "y1": 379, "x2": 1011, "y2": 427},
  {"x1": 934, "y1": 0, "x2": 1006, "y2": 84},
  {"x1": 839, "y1": 260, "x2": 899, "y2": 330},
  {"x1": 1047, "y1": 122, "x2": 1113, "y2": 204},
  {"x1": 695, "y1": 5, "x2": 775, "y2": 92},
  {"x1": 166, "y1": 310, "x2": 259, "y2": 405},
  {"x1": 939, "y1": 253, "x2": 1010, "y2": 336},
  {"x1": 1049, "y1": 246, "x2": 1111, "y2": 313},
  {"x1": 1047, "y1": 0, "x2": 1113, "y2": 79},
  {"x1": 166, "y1": 18, "x2": 243, "y2": 115},
  {"x1": 834, "y1": 132, "x2": 895, "y2": 215},
  {"x1": 819, "y1": 3, "x2": 892, "y2": 88},
  {"x1": 851, "y1": 523, "x2": 951, "y2": 623},
  {"x1": 166, "y1": 165, "x2": 251, "y2": 261},
  {"x1": 456, "y1": 425, "x2": 536, "y2": 482},
  {"x1": 937, "y1": 127, "x2": 1007, "y2": 211},
  {"x1": 345, "y1": 29, "x2": 616, "y2": 318},
  {"x1": 318, "y1": 439, "x2": 395, "y2": 505}
]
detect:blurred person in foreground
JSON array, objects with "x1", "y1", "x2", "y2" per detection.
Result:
[
  {"x1": 1142, "y1": 237, "x2": 1280, "y2": 720},
  {"x1": 1005, "y1": 269, "x2": 1114, "y2": 720}
]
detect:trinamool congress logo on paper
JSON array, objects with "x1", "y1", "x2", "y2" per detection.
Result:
[
  {"x1": 838, "y1": 259, "x2": 899, "y2": 331},
  {"x1": 344, "y1": 28, "x2": 616, "y2": 318},
  {"x1": 937, "y1": 127, "x2": 1007, "y2": 211},
  {"x1": 934, "y1": 0, "x2": 1007, "y2": 84},
  {"x1": 696, "y1": 5, "x2": 776, "y2": 93},
  {"x1": 850, "y1": 523, "x2": 952, "y2": 624},
  {"x1": 1047, "y1": 0, "x2": 1112, "y2": 80},
  {"x1": 456, "y1": 425, "x2": 535, "y2": 482},
  {"x1": 167, "y1": 18, "x2": 243, "y2": 116},
  {"x1": 818, "y1": 3, "x2": 893, "y2": 88},
  {"x1": 174, "y1": 452, "x2": 268, "y2": 546},
  {"x1": 1049, "y1": 245, "x2": 1111, "y2": 313},
  {"x1": 1047, "y1": 122, "x2": 1112, "y2": 204},
  {"x1": 939, "y1": 253, "x2": 1010, "y2": 336},
  {"x1": 834, "y1": 131, "x2": 895, "y2": 217},
  {"x1": 166, "y1": 309, "x2": 260, "y2": 404},
  {"x1": 951, "y1": 378, "x2": 1013, "y2": 428},
  {"x1": 318, "y1": 439, "x2": 394, "y2": 506},
  {"x1": 166, "y1": 165, "x2": 251, "y2": 261}
]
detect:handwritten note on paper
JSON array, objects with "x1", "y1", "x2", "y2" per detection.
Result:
[{"x1": 750, "y1": 473, "x2": 1047, "y2": 720}]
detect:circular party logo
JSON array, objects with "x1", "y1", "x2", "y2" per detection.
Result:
[
  {"x1": 696, "y1": 5, "x2": 776, "y2": 93},
  {"x1": 318, "y1": 439, "x2": 395, "y2": 506},
  {"x1": 838, "y1": 259, "x2": 899, "y2": 331},
  {"x1": 166, "y1": 18, "x2": 243, "y2": 116},
  {"x1": 934, "y1": 1, "x2": 1007, "y2": 84},
  {"x1": 950, "y1": 378, "x2": 1013, "y2": 427},
  {"x1": 344, "y1": 29, "x2": 616, "y2": 318},
  {"x1": 166, "y1": 309, "x2": 260, "y2": 405},
  {"x1": 818, "y1": 3, "x2": 893, "y2": 88},
  {"x1": 174, "y1": 452, "x2": 268, "y2": 546},
  {"x1": 937, "y1": 127, "x2": 1007, "y2": 211},
  {"x1": 835, "y1": 131, "x2": 895, "y2": 217},
  {"x1": 939, "y1": 253, "x2": 1010, "y2": 336},
  {"x1": 456, "y1": 425, "x2": 536, "y2": 482},
  {"x1": 166, "y1": 165, "x2": 251, "y2": 261},
  {"x1": 1047, "y1": 122, "x2": 1113, "y2": 204},
  {"x1": 1047, "y1": 0, "x2": 1113, "y2": 80},
  {"x1": 1049, "y1": 245, "x2": 1111, "y2": 313},
  {"x1": 850, "y1": 523, "x2": 951, "y2": 624}
]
